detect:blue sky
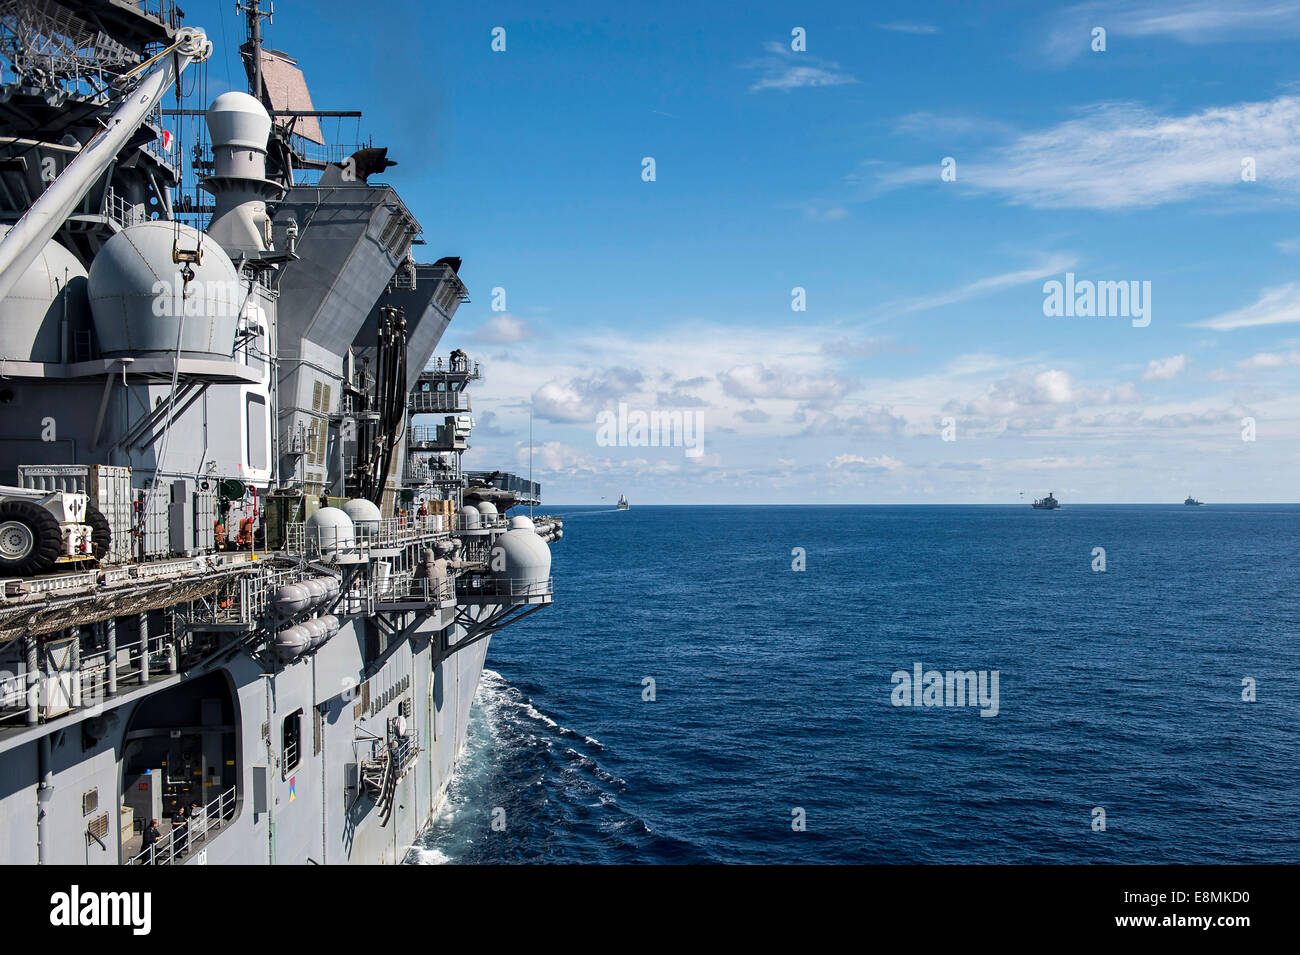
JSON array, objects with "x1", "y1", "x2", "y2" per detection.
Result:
[{"x1": 189, "y1": 0, "x2": 1300, "y2": 503}]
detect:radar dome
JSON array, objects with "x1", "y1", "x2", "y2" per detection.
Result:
[
  {"x1": 477, "y1": 501, "x2": 498, "y2": 520},
  {"x1": 489, "y1": 528, "x2": 551, "y2": 593},
  {"x1": 206, "y1": 91, "x2": 272, "y2": 151},
  {"x1": 460, "y1": 504, "x2": 481, "y2": 529},
  {"x1": 304, "y1": 507, "x2": 355, "y2": 558},
  {"x1": 87, "y1": 221, "x2": 241, "y2": 358},
  {"x1": 508, "y1": 516, "x2": 534, "y2": 530},
  {"x1": 0, "y1": 226, "x2": 89, "y2": 362},
  {"x1": 342, "y1": 498, "x2": 382, "y2": 533}
]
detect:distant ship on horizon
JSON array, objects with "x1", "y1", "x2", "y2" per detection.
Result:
[
  {"x1": 1032, "y1": 492, "x2": 1060, "y2": 510},
  {"x1": 618, "y1": 493, "x2": 629, "y2": 510},
  {"x1": 1185, "y1": 496, "x2": 1205, "y2": 506}
]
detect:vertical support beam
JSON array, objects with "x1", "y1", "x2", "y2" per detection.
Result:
[
  {"x1": 23, "y1": 632, "x2": 39, "y2": 726},
  {"x1": 168, "y1": 609, "x2": 179, "y2": 674},
  {"x1": 138, "y1": 612, "x2": 150, "y2": 684},
  {"x1": 106, "y1": 617, "x2": 118, "y2": 697},
  {"x1": 36, "y1": 733, "x2": 51, "y2": 864},
  {"x1": 69, "y1": 626, "x2": 81, "y2": 709}
]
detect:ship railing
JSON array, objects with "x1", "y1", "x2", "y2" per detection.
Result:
[
  {"x1": 455, "y1": 575, "x2": 553, "y2": 600},
  {"x1": 418, "y1": 357, "x2": 482, "y2": 380},
  {"x1": 0, "y1": 625, "x2": 176, "y2": 727},
  {"x1": 407, "y1": 390, "x2": 471, "y2": 414},
  {"x1": 284, "y1": 516, "x2": 450, "y2": 560},
  {"x1": 403, "y1": 463, "x2": 460, "y2": 485},
  {"x1": 393, "y1": 730, "x2": 419, "y2": 774},
  {"x1": 178, "y1": 569, "x2": 300, "y2": 629},
  {"x1": 355, "y1": 515, "x2": 449, "y2": 547},
  {"x1": 372, "y1": 572, "x2": 455, "y2": 606},
  {"x1": 126, "y1": 784, "x2": 238, "y2": 866},
  {"x1": 78, "y1": 625, "x2": 172, "y2": 695},
  {"x1": 406, "y1": 423, "x2": 461, "y2": 449},
  {"x1": 282, "y1": 738, "x2": 299, "y2": 779},
  {"x1": 453, "y1": 515, "x2": 508, "y2": 534},
  {"x1": 102, "y1": 186, "x2": 141, "y2": 230}
]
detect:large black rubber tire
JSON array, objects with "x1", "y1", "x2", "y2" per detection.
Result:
[
  {"x1": 0, "y1": 500, "x2": 62, "y2": 577},
  {"x1": 85, "y1": 502, "x2": 112, "y2": 561}
]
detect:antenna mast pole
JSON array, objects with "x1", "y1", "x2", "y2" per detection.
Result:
[{"x1": 237, "y1": 0, "x2": 273, "y2": 101}]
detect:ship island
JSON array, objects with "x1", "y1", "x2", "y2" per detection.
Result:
[{"x1": 0, "y1": 0, "x2": 561, "y2": 864}]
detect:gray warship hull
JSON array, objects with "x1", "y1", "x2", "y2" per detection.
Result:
[
  {"x1": 0, "y1": 607, "x2": 494, "y2": 865},
  {"x1": 0, "y1": 0, "x2": 560, "y2": 865}
]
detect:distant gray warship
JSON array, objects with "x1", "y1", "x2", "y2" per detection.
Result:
[
  {"x1": 1031, "y1": 492, "x2": 1060, "y2": 510},
  {"x1": 0, "y1": 0, "x2": 561, "y2": 864}
]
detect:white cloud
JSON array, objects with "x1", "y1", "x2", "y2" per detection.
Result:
[
  {"x1": 877, "y1": 22, "x2": 938, "y2": 35},
  {"x1": 474, "y1": 313, "x2": 531, "y2": 343},
  {"x1": 890, "y1": 254, "x2": 1077, "y2": 314},
  {"x1": 802, "y1": 204, "x2": 849, "y2": 221},
  {"x1": 719, "y1": 362, "x2": 852, "y2": 400},
  {"x1": 1238, "y1": 350, "x2": 1300, "y2": 368},
  {"x1": 1044, "y1": 1, "x2": 1300, "y2": 62},
  {"x1": 746, "y1": 41, "x2": 857, "y2": 92},
  {"x1": 877, "y1": 96, "x2": 1300, "y2": 210},
  {"x1": 1195, "y1": 284, "x2": 1300, "y2": 330},
  {"x1": 519, "y1": 441, "x2": 592, "y2": 473},
  {"x1": 828, "y1": 453, "x2": 904, "y2": 471},
  {"x1": 531, "y1": 366, "x2": 644, "y2": 423},
  {"x1": 1142, "y1": 354, "x2": 1188, "y2": 380}
]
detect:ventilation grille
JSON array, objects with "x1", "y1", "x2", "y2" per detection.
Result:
[{"x1": 87, "y1": 813, "x2": 109, "y2": 841}]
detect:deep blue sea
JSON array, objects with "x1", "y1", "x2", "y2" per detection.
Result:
[{"x1": 409, "y1": 505, "x2": 1300, "y2": 864}]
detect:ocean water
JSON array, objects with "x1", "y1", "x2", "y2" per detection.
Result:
[{"x1": 410, "y1": 505, "x2": 1300, "y2": 865}]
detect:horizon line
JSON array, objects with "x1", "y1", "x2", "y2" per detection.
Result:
[{"x1": 539, "y1": 501, "x2": 1298, "y2": 507}]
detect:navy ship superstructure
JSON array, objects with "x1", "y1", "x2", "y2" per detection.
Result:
[{"x1": 0, "y1": 0, "x2": 560, "y2": 864}]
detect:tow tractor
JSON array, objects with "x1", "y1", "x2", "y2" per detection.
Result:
[{"x1": 0, "y1": 486, "x2": 102, "y2": 577}]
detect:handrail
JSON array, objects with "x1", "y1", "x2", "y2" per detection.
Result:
[{"x1": 126, "y1": 784, "x2": 237, "y2": 865}]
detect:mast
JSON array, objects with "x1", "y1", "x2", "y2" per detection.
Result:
[{"x1": 237, "y1": 0, "x2": 273, "y2": 102}]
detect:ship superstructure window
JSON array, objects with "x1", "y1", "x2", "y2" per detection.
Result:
[
  {"x1": 282, "y1": 709, "x2": 302, "y2": 775},
  {"x1": 246, "y1": 394, "x2": 268, "y2": 470}
]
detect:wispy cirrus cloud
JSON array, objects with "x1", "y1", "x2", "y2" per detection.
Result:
[
  {"x1": 1238, "y1": 349, "x2": 1300, "y2": 368},
  {"x1": 875, "y1": 95, "x2": 1300, "y2": 210},
  {"x1": 888, "y1": 253, "x2": 1077, "y2": 315},
  {"x1": 877, "y1": 21, "x2": 939, "y2": 35},
  {"x1": 1043, "y1": 0, "x2": 1300, "y2": 62},
  {"x1": 892, "y1": 110, "x2": 1017, "y2": 141},
  {"x1": 1195, "y1": 284, "x2": 1300, "y2": 330},
  {"x1": 745, "y1": 41, "x2": 857, "y2": 93}
]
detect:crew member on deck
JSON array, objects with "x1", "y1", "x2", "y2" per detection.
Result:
[
  {"x1": 171, "y1": 804, "x2": 189, "y2": 856},
  {"x1": 141, "y1": 819, "x2": 162, "y2": 864}
]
